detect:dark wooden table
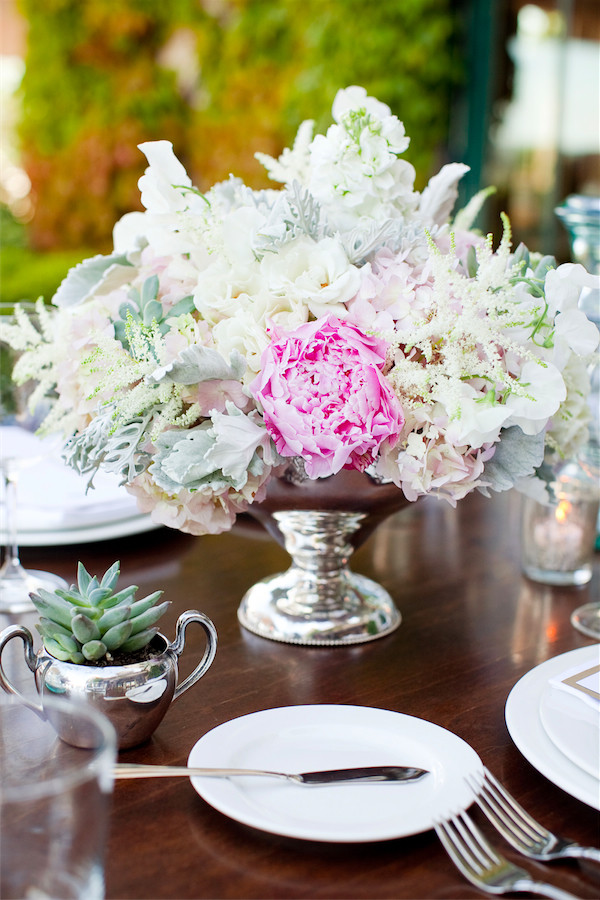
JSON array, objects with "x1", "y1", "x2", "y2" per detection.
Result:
[{"x1": 12, "y1": 488, "x2": 600, "y2": 899}]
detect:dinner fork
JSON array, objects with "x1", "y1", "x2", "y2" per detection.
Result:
[
  {"x1": 466, "y1": 768, "x2": 600, "y2": 863},
  {"x1": 435, "y1": 810, "x2": 581, "y2": 899}
]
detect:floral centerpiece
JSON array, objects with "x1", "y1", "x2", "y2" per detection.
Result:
[{"x1": 7, "y1": 86, "x2": 599, "y2": 544}]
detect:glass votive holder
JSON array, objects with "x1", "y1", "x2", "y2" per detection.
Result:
[{"x1": 521, "y1": 460, "x2": 600, "y2": 586}]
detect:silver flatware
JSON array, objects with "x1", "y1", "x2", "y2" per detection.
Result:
[
  {"x1": 113, "y1": 763, "x2": 429, "y2": 785},
  {"x1": 435, "y1": 809, "x2": 581, "y2": 900},
  {"x1": 467, "y1": 768, "x2": 600, "y2": 863}
]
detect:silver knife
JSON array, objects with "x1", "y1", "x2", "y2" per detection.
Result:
[{"x1": 113, "y1": 763, "x2": 429, "y2": 785}]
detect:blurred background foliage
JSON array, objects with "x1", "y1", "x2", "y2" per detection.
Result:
[
  {"x1": 17, "y1": 0, "x2": 462, "y2": 248},
  {"x1": 2, "y1": 0, "x2": 465, "y2": 302},
  {"x1": 2, "y1": 0, "x2": 598, "y2": 306}
]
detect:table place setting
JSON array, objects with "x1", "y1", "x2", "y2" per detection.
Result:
[
  {"x1": 2, "y1": 631, "x2": 600, "y2": 898},
  {"x1": 2, "y1": 687, "x2": 598, "y2": 900},
  {"x1": 116, "y1": 702, "x2": 598, "y2": 900},
  {"x1": 104, "y1": 660, "x2": 600, "y2": 900},
  {"x1": 0, "y1": 426, "x2": 156, "y2": 546}
]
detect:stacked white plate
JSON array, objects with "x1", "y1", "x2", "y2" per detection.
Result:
[
  {"x1": 0, "y1": 430, "x2": 156, "y2": 546},
  {"x1": 506, "y1": 645, "x2": 600, "y2": 809}
]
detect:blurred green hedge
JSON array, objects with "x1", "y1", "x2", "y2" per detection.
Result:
[
  {"x1": 0, "y1": 246, "x2": 92, "y2": 306},
  {"x1": 15, "y1": 0, "x2": 463, "y2": 260}
]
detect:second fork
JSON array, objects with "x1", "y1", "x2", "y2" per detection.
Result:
[{"x1": 467, "y1": 768, "x2": 600, "y2": 863}]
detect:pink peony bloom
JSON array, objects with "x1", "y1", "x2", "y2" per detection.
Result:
[{"x1": 250, "y1": 315, "x2": 404, "y2": 479}]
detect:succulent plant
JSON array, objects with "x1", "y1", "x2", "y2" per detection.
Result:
[{"x1": 30, "y1": 561, "x2": 170, "y2": 664}]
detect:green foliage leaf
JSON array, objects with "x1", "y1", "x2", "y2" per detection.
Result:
[
  {"x1": 82, "y1": 640, "x2": 108, "y2": 662},
  {"x1": 36, "y1": 619, "x2": 80, "y2": 655},
  {"x1": 99, "y1": 585, "x2": 138, "y2": 609},
  {"x1": 97, "y1": 604, "x2": 132, "y2": 632},
  {"x1": 121, "y1": 627, "x2": 160, "y2": 653},
  {"x1": 76, "y1": 561, "x2": 93, "y2": 597},
  {"x1": 71, "y1": 613, "x2": 101, "y2": 644},
  {"x1": 43, "y1": 637, "x2": 80, "y2": 662},
  {"x1": 141, "y1": 274, "x2": 159, "y2": 307},
  {"x1": 30, "y1": 590, "x2": 76, "y2": 629},
  {"x1": 102, "y1": 620, "x2": 133, "y2": 650},
  {"x1": 100, "y1": 560, "x2": 121, "y2": 593},
  {"x1": 128, "y1": 600, "x2": 170, "y2": 636},
  {"x1": 128, "y1": 590, "x2": 164, "y2": 618}
]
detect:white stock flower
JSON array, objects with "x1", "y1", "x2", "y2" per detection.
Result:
[
  {"x1": 539, "y1": 264, "x2": 599, "y2": 372},
  {"x1": 305, "y1": 87, "x2": 417, "y2": 228},
  {"x1": 112, "y1": 212, "x2": 148, "y2": 254},
  {"x1": 332, "y1": 86, "x2": 393, "y2": 123},
  {"x1": 137, "y1": 141, "x2": 193, "y2": 213},
  {"x1": 255, "y1": 119, "x2": 315, "y2": 185},
  {"x1": 545, "y1": 354, "x2": 592, "y2": 459},
  {"x1": 504, "y1": 359, "x2": 566, "y2": 434},
  {"x1": 544, "y1": 263, "x2": 600, "y2": 317},
  {"x1": 115, "y1": 142, "x2": 213, "y2": 259}
]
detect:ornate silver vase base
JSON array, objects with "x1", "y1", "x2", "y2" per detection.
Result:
[{"x1": 237, "y1": 509, "x2": 401, "y2": 646}]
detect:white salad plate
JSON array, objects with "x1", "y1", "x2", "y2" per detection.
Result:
[
  {"x1": 506, "y1": 646, "x2": 600, "y2": 810},
  {"x1": 188, "y1": 704, "x2": 483, "y2": 843}
]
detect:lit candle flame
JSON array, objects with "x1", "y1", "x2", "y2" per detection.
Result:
[{"x1": 555, "y1": 499, "x2": 572, "y2": 524}]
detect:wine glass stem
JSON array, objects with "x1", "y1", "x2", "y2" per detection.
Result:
[{"x1": 1, "y1": 464, "x2": 24, "y2": 575}]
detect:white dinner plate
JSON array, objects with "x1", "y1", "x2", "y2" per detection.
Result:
[
  {"x1": 506, "y1": 647, "x2": 600, "y2": 810},
  {"x1": 188, "y1": 704, "x2": 483, "y2": 843}
]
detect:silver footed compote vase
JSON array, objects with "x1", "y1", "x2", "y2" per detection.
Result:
[{"x1": 237, "y1": 465, "x2": 409, "y2": 646}]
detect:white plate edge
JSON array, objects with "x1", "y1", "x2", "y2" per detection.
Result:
[{"x1": 2, "y1": 514, "x2": 160, "y2": 546}]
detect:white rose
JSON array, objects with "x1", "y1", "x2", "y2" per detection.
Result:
[{"x1": 260, "y1": 235, "x2": 360, "y2": 318}]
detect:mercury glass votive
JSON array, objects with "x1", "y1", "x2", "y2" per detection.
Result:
[{"x1": 521, "y1": 460, "x2": 600, "y2": 586}]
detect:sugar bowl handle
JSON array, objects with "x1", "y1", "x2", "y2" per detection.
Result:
[
  {"x1": 168, "y1": 611, "x2": 217, "y2": 701},
  {"x1": 0, "y1": 624, "x2": 44, "y2": 712}
]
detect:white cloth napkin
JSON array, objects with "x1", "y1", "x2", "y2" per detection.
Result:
[
  {"x1": 549, "y1": 658, "x2": 600, "y2": 712},
  {"x1": 0, "y1": 427, "x2": 140, "y2": 532},
  {"x1": 541, "y1": 651, "x2": 600, "y2": 779}
]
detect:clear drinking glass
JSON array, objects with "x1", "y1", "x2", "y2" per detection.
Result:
[
  {"x1": 0, "y1": 693, "x2": 116, "y2": 900},
  {"x1": 556, "y1": 196, "x2": 600, "y2": 637},
  {"x1": 0, "y1": 304, "x2": 67, "y2": 613}
]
